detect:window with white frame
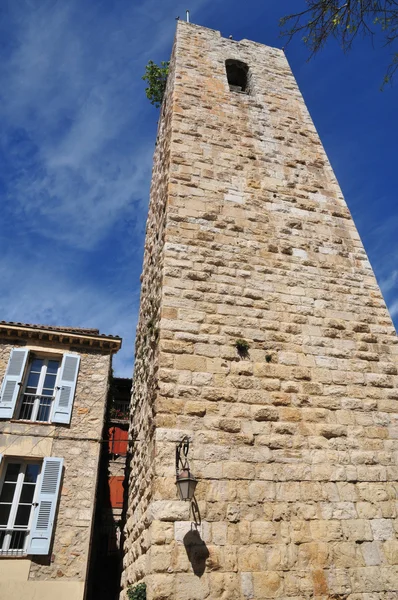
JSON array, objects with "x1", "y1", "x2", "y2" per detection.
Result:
[
  {"x1": 18, "y1": 357, "x2": 60, "y2": 422},
  {"x1": 0, "y1": 461, "x2": 40, "y2": 555},
  {"x1": 0, "y1": 456, "x2": 63, "y2": 557},
  {"x1": 0, "y1": 348, "x2": 80, "y2": 425}
]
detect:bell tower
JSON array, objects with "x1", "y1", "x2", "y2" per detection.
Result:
[{"x1": 121, "y1": 21, "x2": 398, "y2": 600}]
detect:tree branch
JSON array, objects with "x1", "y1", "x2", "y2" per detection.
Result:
[{"x1": 280, "y1": 0, "x2": 398, "y2": 84}]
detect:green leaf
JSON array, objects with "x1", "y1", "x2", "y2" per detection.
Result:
[
  {"x1": 127, "y1": 582, "x2": 147, "y2": 600},
  {"x1": 142, "y1": 60, "x2": 170, "y2": 108}
]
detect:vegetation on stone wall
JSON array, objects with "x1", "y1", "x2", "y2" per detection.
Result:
[
  {"x1": 142, "y1": 60, "x2": 169, "y2": 107},
  {"x1": 235, "y1": 338, "x2": 250, "y2": 357},
  {"x1": 127, "y1": 582, "x2": 146, "y2": 600}
]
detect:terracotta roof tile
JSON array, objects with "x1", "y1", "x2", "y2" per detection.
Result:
[{"x1": 0, "y1": 321, "x2": 121, "y2": 340}]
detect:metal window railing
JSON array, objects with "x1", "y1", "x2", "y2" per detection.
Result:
[
  {"x1": 108, "y1": 400, "x2": 129, "y2": 421},
  {"x1": 0, "y1": 528, "x2": 29, "y2": 555},
  {"x1": 19, "y1": 393, "x2": 54, "y2": 422}
]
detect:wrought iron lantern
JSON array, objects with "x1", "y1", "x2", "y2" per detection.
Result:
[{"x1": 175, "y1": 436, "x2": 198, "y2": 501}]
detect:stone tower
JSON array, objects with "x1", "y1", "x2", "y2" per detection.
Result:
[{"x1": 121, "y1": 21, "x2": 398, "y2": 600}]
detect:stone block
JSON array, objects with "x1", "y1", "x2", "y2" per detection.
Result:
[
  {"x1": 212, "y1": 522, "x2": 228, "y2": 546},
  {"x1": 361, "y1": 541, "x2": 382, "y2": 566},
  {"x1": 297, "y1": 542, "x2": 329, "y2": 569},
  {"x1": 237, "y1": 546, "x2": 267, "y2": 571},
  {"x1": 175, "y1": 574, "x2": 210, "y2": 600},
  {"x1": 149, "y1": 574, "x2": 175, "y2": 599},
  {"x1": 250, "y1": 522, "x2": 278, "y2": 544},
  {"x1": 174, "y1": 355, "x2": 207, "y2": 372},
  {"x1": 219, "y1": 419, "x2": 241, "y2": 433},
  {"x1": 383, "y1": 540, "x2": 398, "y2": 565},
  {"x1": 224, "y1": 462, "x2": 255, "y2": 480},
  {"x1": 310, "y1": 520, "x2": 343, "y2": 541},
  {"x1": 240, "y1": 572, "x2": 254, "y2": 599},
  {"x1": 252, "y1": 571, "x2": 283, "y2": 598},
  {"x1": 350, "y1": 566, "x2": 384, "y2": 592},
  {"x1": 371, "y1": 519, "x2": 395, "y2": 541},
  {"x1": 342, "y1": 519, "x2": 373, "y2": 542},
  {"x1": 253, "y1": 407, "x2": 279, "y2": 422},
  {"x1": 150, "y1": 502, "x2": 190, "y2": 522}
]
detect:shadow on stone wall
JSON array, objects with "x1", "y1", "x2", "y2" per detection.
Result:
[{"x1": 183, "y1": 528, "x2": 209, "y2": 578}]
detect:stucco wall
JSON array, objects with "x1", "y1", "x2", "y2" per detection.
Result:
[{"x1": 0, "y1": 559, "x2": 84, "y2": 600}]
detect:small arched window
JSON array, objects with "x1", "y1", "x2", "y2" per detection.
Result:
[{"x1": 225, "y1": 59, "x2": 250, "y2": 93}]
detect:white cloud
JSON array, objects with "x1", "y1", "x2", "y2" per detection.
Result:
[
  {"x1": 0, "y1": 0, "x2": 212, "y2": 249},
  {"x1": 0, "y1": 1, "x2": 153, "y2": 249},
  {"x1": 379, "y1": 270, "x2": 398, "y2": 296},
  {"x1": 388, "y1": 299, "x2": 398, "y2": 319}
]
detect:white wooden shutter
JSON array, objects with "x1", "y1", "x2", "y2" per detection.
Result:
[
  {"x1": 28, "y1": 457, "x2": 63, "y2": 555},
  {"x1": 0, "y1": 348, "x2": 29, "y2": 419},
  {"x1": 52, "y1": 353, "x2": 80, "y2": 424}
]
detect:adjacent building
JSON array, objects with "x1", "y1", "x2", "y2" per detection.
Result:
[
  {"x1": 121, "y1": 21, "x2": 398, "y2": 600},
  {"x1": 0, "y1": 321, "x2": 121, "y2": 600},
  {"x1": 89, "y1": 377, "x2": 131, "y2": 600}
]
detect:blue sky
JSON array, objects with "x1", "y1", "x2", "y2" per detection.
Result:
[{"x1": 0, "y1": 0, "x2": 397, "y2": 377}]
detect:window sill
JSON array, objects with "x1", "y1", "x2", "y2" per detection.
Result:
[{"x1": 10, "y1": 419, "x2": 52, "y2": 426}]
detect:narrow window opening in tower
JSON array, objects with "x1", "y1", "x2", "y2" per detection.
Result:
[{"x1": 225, "y1": 59, "x2": 249, "y2": 93}]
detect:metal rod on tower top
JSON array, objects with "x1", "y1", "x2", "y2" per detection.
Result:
[{"x1": 186, "y1": 10, "x2": 190, "y2": 23}]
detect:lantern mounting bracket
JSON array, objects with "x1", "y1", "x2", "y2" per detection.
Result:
[{"x1": 176, "y1": 435, "x2": 190, "y2": 475}]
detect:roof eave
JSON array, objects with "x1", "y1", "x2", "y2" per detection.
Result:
[{"x1": 0, "y1": 323, "x2": 122, "y2": 353}]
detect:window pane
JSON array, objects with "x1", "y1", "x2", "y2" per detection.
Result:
[
  {"x1": 43, "y1": 373, "x2": 56, "y2": 388},
  {"x1": 0, "y1": 483, "x2": 16, "y2": 503},
  {"x1": 24, "y1": 464, "x2": 39, "y2": 484},
  {"x1": 5, "y1": 464, "x2": 21, "y2": 482},
  {"x1": 43, "y1": 373, "x2": 56, "y2": 391},
  {"x1": 20, "y1": 484, "x2": 35, "y2": 504},
  {"x1": 0, "y1": 504, "x2": 11, "y2": 526},
  {"x1": 15, "y1": 505, "x2": 31, "y2": 527},
  {"x1": 30, "y1": 358, "x2": 43, "y2": 372},
  {"x1": 47, "y1": 360, "x2": 59, "y2": 374},
  {"x1": 26, "y1": 371, "x2": 40, "y2": 390},
  {"x1": 37, "y1": 401, "x2": 51, "y2": 422}
]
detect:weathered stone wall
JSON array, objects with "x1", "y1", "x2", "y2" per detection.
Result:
[
  {"x1": 121, "y1": 40, "x2": 178, "y2": 594},
  {"x1": 0, "y1": 336, "x2": 111, "y2": 594},
  {"x1": 122, "y1": 21, "x2": 398, "y2": 600}
]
